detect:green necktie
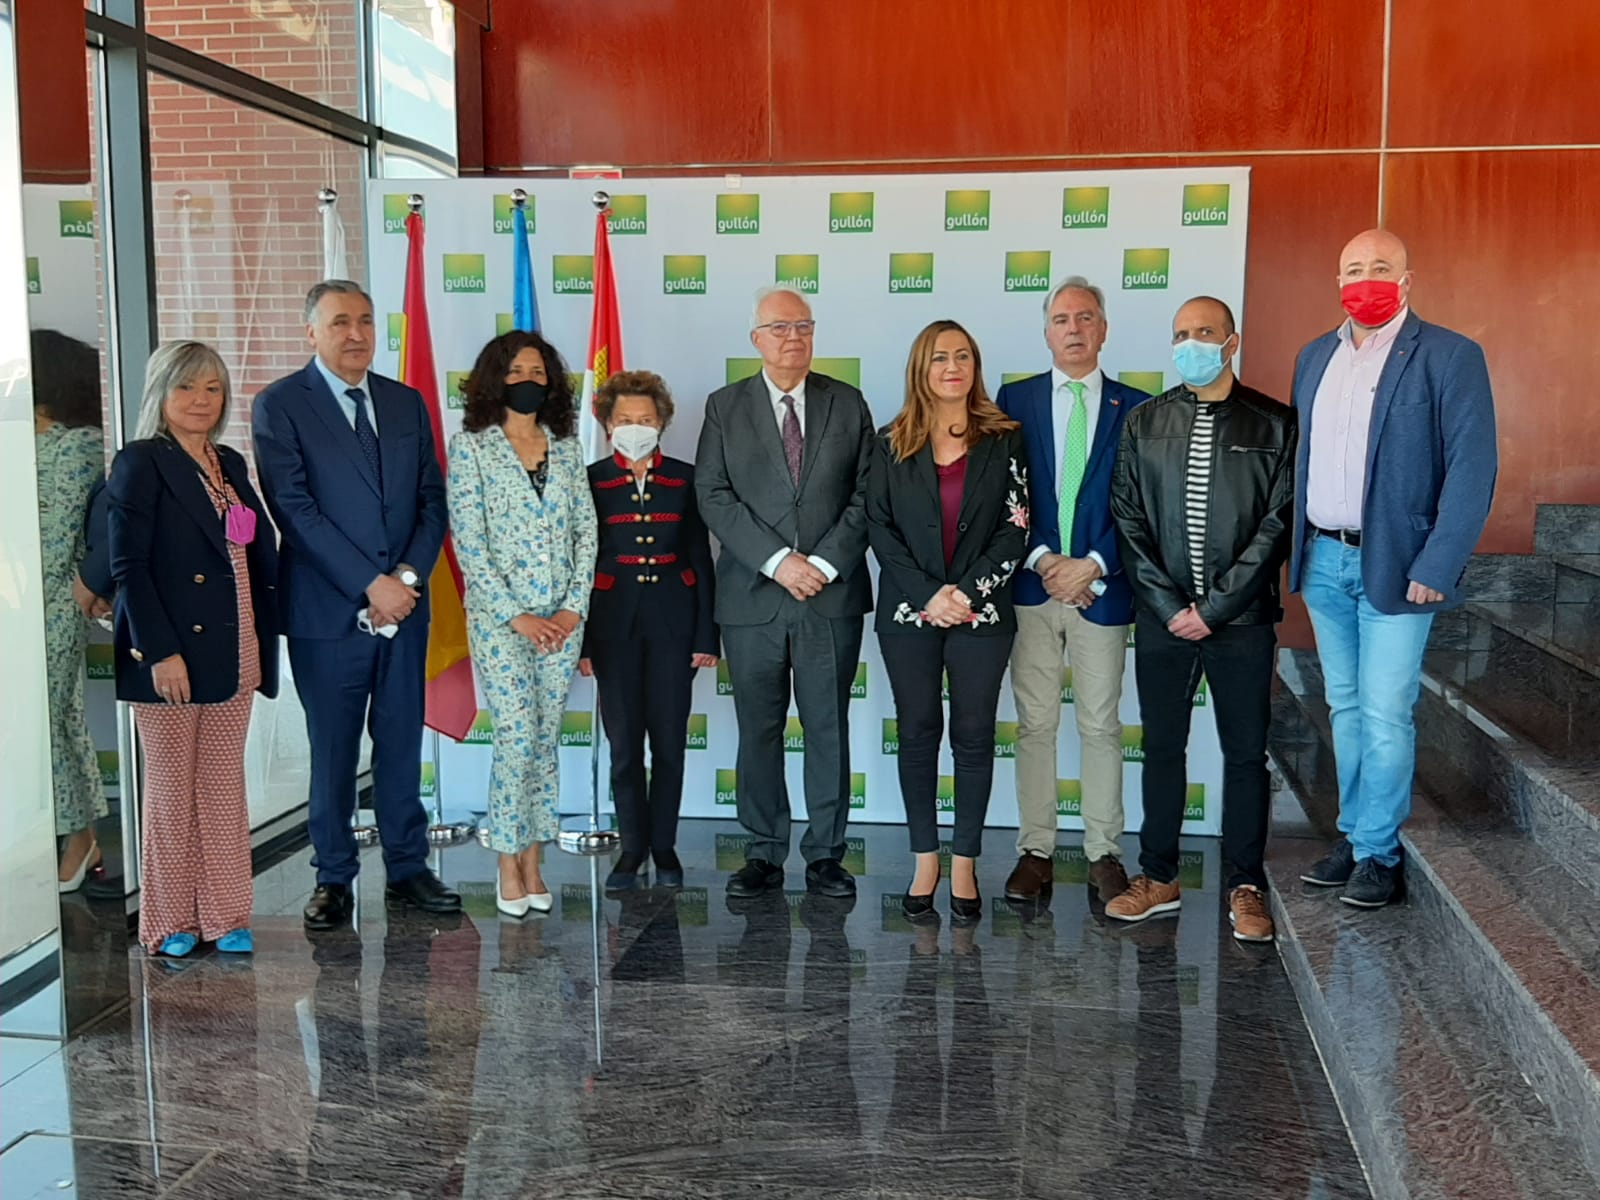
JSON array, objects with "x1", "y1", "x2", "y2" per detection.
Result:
[{"x1": 1058, "y1": 380, "x2": 1088, "y2": 543}]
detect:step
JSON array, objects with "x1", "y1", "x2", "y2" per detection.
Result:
[
  {"x1": 1268, "y1": 661, "x2": 1600, "y2": 1198},
  {"x1": 1533, "y1": 504, "x2": 1600, "y2": 556}
]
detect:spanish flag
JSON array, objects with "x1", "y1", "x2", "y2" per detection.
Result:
[
  {"x1": 401, "y1": 209, "x2": 476, "y2": 741},
  {"x1": 577, "y1": 204, "x2": 624, "y2": 462}
]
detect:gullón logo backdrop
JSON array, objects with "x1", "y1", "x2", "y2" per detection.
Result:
[{"x1": 364, "y1": 167, "x2": 1248, "y2": 838}]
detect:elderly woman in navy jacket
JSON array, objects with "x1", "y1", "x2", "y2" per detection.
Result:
[
  {"x1": 577, "y1": 371, "x2": 718, "y2": 892},
  {"x1": 109, "y1": 340, "x2": 279, "y2": 957}
]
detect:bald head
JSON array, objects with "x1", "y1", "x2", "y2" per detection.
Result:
[{"x1": 1339, "y1": 229, "x2": 1409, "y2": 281}]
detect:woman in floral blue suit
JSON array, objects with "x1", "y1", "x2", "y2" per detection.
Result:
[{"x1": 448, "y1": 332, "x2": 597, "y2": 918}]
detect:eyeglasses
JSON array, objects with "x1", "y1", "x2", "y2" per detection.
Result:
[{"x1": 754, "y1": 320, "x2": 816, "y2": 338}]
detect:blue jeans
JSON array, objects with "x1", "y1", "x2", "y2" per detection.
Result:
[{"x1": 1300, "y1": 537, "x2": 1434, "y2": 866}]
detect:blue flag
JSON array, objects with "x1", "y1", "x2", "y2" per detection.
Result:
[{"x1": 512, "y1": 204, "x2": 540, "y2": 332}]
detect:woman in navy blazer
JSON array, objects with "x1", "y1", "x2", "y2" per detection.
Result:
[{"x1": 109, "y1": 341, "x2": 278, "y2": 957}]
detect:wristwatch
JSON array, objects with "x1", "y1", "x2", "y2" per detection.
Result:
[{"x1": 396, "y1": 567, "x2": 420, "y2": 588}]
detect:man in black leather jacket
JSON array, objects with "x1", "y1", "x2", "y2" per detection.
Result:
[{"x1": 1105, "y1": 296, "x2": 1297, "y2": 943}]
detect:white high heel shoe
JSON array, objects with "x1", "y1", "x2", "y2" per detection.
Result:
[
  {"x1": 59, "y1": 843, "x2": 102, "y2": 895},
  {"x1": 525, "y1": 889, "x2": 554, "y2": 914},
  {"x1": 496, "y1": 881, "x2": 532, "y2": 918}
]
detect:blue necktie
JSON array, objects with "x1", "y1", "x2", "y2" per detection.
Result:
[{"x1": 347, "y1": 387, "x2": 382, "y2": 485}]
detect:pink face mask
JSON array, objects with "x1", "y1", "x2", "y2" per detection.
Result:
[{"x1": 225, "y1": 504, "x2": 257, "y2": 546}]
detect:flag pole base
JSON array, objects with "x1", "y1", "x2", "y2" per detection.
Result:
[{"x1": 557, "y1": 818, "x2": 619, "y2": 856}]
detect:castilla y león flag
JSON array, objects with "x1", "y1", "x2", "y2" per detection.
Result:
[
  {"x1": 401, "y1": 209, "x2": 476, "y2": 741},
  {"x1": 577, "y1": 206, "x2": 624, "y2": 462}
]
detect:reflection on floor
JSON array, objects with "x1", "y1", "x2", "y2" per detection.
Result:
[{"x1": 1, "y1": 821, "x2": 1370, "y2": 1199}]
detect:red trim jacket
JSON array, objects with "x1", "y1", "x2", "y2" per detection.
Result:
[{"x1": 582, "y1": 451, "x2": 719, "y2": 656}]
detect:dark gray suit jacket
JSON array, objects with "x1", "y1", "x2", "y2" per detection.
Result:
[{"x1": 695, "y1": 371, "x2": 874, "y2": 625}]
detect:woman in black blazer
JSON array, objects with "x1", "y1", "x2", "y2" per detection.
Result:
[
  {"x1": 866, "y1": 320, "x2": 1028, "y2": 924},
  {"x1": 108, "y1": 341, "x2": 279, "y2": 958}
]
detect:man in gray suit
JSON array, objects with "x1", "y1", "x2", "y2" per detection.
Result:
[{"x1": 696, "y1": 287, "x2": 874, "y2": 898}]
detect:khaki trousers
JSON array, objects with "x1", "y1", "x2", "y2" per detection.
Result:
[{"x1": 1010, "y1": 601, "x2": 1128, "y2": 860}]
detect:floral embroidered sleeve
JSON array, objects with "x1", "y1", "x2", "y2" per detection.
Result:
[
  {"x1": 953, "y1": 428, "x2": 1029, "y2": 623},
  {"x1": 560, "y1": 440, "x2": 598, "y2": 617},
  {"x1": 447, "y1": 432, "x2": 523, "y2": 627}
]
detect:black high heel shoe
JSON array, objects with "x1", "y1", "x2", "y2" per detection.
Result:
[
  {"x1": 901, "y1": 857, "x2": 942, "y2": 923},
  {"x1": 950, "y1": 884, "x2": 982, "y2": 925}
]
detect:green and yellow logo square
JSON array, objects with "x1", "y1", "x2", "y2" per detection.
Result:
[
  {"x1": 716, "y1": 659, "x2": 734, "y2": 695},
  {"x1": 1194, "y1": 678, "x2": 1208, "y2": 708},
  {"x1": 1119, "y1": 371, "x2": 1165, "y2": 396},
  {"x1": 849, "y1": 773, "x2": 867, "y2": 810},
  {"x1": 559, "y1": 711, "x2": 593, "y2": 748},
  {"x1": 382, "y1": 194, "x2": 413, "y2": 235},
  {"x1": 774, "y1": 253, "x2": 819, "y2": 293},
  {"x1": 851, "y1": 662, "x2": 867, "y2": 700},
  {"x1": 842, "y1": 837, "x2": 866, "y2": 876},
  {"x1": 783, "y1": 715, "x2": 805, "y2": 753},
  {"x1": 1061, "y1": 665, "x2": 1074, "y2": 705},
  {"x1": 829, "y1": 191, "x2": 874, "y2": 234},
  {"x1": 1056, "y1": 779, "x2": 1082, "y2": 817},
  {"x1": 686, "y1": 713, "x2": 708, "y2": 750},
  {"x1": 387, "y1": 313, "x2": 404, "y2": 353},
  {"x1": 888, "y1": 252, "x2": 934, "y2": 294},
  {"x1": 716, "y1": 193, "x2": 760, "y2": 235},
  {"x1": 420, "y1": 762, "x2": 437, "y2": 800},
  {"x1": 935, "y1": 775, "x2": 955, "y2": 813},
  {"x1": 1182, "y1": 184, "x2": 1231, "y2": 227},
  {"x1": 715, "y1": 768, "x2": 738, "y2": 805},
  {"x1": 993, "y1": 721, "x2": 1019, "y2": 759},
  {"x1": 1122, "y1": 248, "x2": 1170, "y2": 290},
  {"x1": 1053, "y1": 846, "x2": 1090, "y2": 884},
  {"x1": 945, "y1": 189, "x2": 990, "y2": 232},
  {"x1": 59, "y1": 199, "x2": 95, "y2": 239},
  {"x1": 85, "y1": 643, "x2": 114, "y2": 680},
  {"x1": 715, "y1": 832, "x2": 750, "y2": 869},
  {"x1": 663, "y1": 254, "x2": 707, "y2": 296},
  {"x1": 1062, "y1": 186, "x2": 1110, "y2": 230},
  {"x1": 1001, "y1": 372, "x2": 1035, "y2": 386},
  {"x1": 1122, "y1": 725, "x2": 1145, "y2": 762},
  {"x1": 464, "y1": 709, "x2": 495, "y2": 745},
  {"x1": 496, "y1": 312, "x2": 515, "y2": 336},
  {"x1": 726, "y1": 357, "x2": 861, "y2": 389},
  {"x1": 1184, "y1": 783, "x2": 1206, "y2": 821},
  {"x1": 1005, "y1": 251, "x2": 1051, "y2": 293},
  {"x1": 26, "y1": 257, "x2": 40, "y2": 294},
  {"x1": 1178, "y1": 851, "x2": 1205, "y2": 890},
  {"x1": 97, "y1": 750, "x2": 119, "y2": 787},
  {"x1": 493, "y1": 192, "x2": 533, "y2": 235},
  {"x1": 552, "y1": 254, "x2": 594, "y2": 295},
  {"x1": 605, "y1": 194, "x2": 647, "y2": 235},
  {"x1": 446, "y1": 370, "x2": 470, "y2": 411},
  {"x1": 442, "y1": 253, "x2": 487, "y2": 294},
  {"x1": 882, "y1": 718, "x2": 899, "y2": 756}
]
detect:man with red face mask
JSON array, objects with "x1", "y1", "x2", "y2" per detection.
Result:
[{"x1": 1287, "y1": 229, "x2": 1497, "y2": 908}]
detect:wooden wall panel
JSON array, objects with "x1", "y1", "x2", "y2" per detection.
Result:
[
  {"x1": 481, "y1": 0, "x2": 769, "y2": 168},
  {"x1": 16, "y1": 0, "x2": 90, "y2": 183},
  {"x1": 1389, "y1": 0, "x2": 1600, "y2": 148},
  {"x1": 1384, "y1": 150, "x2": 1600, "y2": 553}
]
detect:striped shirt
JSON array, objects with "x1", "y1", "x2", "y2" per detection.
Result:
[{"x1": 1186, "y1": 403, "x2": 1217, "y2": 595}]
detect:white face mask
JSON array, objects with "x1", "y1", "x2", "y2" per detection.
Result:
[{"x1": 611, "y1": 424, "x2": 660, "y2": 461}]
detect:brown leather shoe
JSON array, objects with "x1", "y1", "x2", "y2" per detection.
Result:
[
  {"x1": 1105, "y1": 875, "x2": 1182, "y2": 923},
  {"x1": 1229, "y1": 885, "x2": 1275, "y2": 942},
  {"x1": 1087, "y1": 855, "x2": 1129, "y2": 902},
  {"x1": 1003, "y1": 853, "x2": 1054, "y2": 901}
]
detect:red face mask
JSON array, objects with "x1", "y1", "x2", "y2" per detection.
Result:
[{"x1": 1340, "y1": 279, "x2": 1404, "y2": 327}]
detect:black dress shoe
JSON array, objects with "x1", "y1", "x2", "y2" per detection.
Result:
[
  {"x1": 804, "y1": 858, "x2": 856, "y2": 898},
  {"x1": 1340, "y1": 857, "x2": 1405, "y2": 908},
  {"x1": 1302, "y1": 838, "x2": 1357, "y2": 886},
  {"x1": 605, "y1": 851, "x2": 645, "y2": 893},
  {"x1": 727, "y1": 858, "x2": 784, "y2": 897},
  {"x1": 385, "y1": 869, "x2": 462, "y2": 913},
  {"x1": 950, "y1": 886, "x2": 983, "y2": 925},
  {"x1": 652, "y1": 848, "x2": 684, "y2": 889},
  {"x1": 303, "y1": 883, "x2": 353, "y2": 931},
  {"x1": 901, "y1": 891, "x2": 939, "y2": 923}
]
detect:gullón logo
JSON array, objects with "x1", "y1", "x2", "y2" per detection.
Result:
[
  {"x1": 442, "y1": 253, "x2": 487, "y2": 294},
  {"x1": 1057, "y1": 779, "x2": 1083, "y2": 817},
  {"x1": 382, "y1": 194, "x2": 412, "y2": 234},
  {"x1": 97, "y1": 751, "x2": 119, "y2": 788},
  {"x1": 1184, "y1": 783, "x2": 1206, "y2": 822},
  {"x1": 775, "y1": 253, "x2": 819, "y2": 294},
  {"x1": 1122, "y1": 725, "x2": 1145, "y2": 763},
  {"x1": 716, "y1": 193, "x2": 760, "y2": 234},
  {"x1": 420, "y1": 762, "x2": 437, "y2": 800},
  {"x1": 726, "y1": 358, "x2": 862, "y2": 388},
  {"x1": 663, "y1": 255, "x2": 707, "y2": 295},
  {"x1": 993, "y1": 721, "x2": 1019, "y2": 759},
  {"x1": 1119, "y1": 371, "x2": 1165, "y2": 396},
  {"x1": 1062, "y1": 186, "x2": 1110, "y2": 230},
  {"x1": 944, "y1": 189, "x2": 990, "y2": 232},
  {"x1": 464, "y1": 709, "x2": 495, "y2": 745},
  {"x1": 829, "y1": 191, "x2": 874, "y2": 234},
  {"x1": 85, "y1": 644, "x2": 114, "y2": 681},
  {"x1": 496, "y1": 312, "x2": 515, "y2": 336},
  {"x1": 1005, "y1": 251, "x2": 1051, "y2": 293},
  {"x1": 493, "y1": 192, "x2": 533, "y2": 235},
  {"x1": 552, "y1": 255, "x2": 594, "y2": 295},
  {"x1": 559, "y1": 711, "x2": 593, "y2": 748},
  {"x1": 715, "y1": 768, "x2": 738, "y2": 805},
  {"x1": 935, "y1": 775, "x2": 955, "y2": 813},
  {"x1": 851, "y1": 662, "x2": 867, "y2": 700},
  {"x1": 686, "y1": 713, "x2": 708, "y2": 751},
  {"x1": 881, "y1": 718, "x2": 899, "y2": 756},
  {"x1": 387, "y1": 313, "x2": 404, "y2": 353},
  {"x1": 26, "y1": 257, "x2": 40, "y2": 294},
  {"x1": 1194, "y1": 678, "x2": 1209, "y2": 708},
  {"x1": 59, "y1": 199, "x2": 95, "y2": 238},
  {"x1": 605, "y1": 194, "x2": 647, "y2": 235},
  {"x1": 716, "y1": 660, "x2": 734, "y2": 695},
  {"x1": 888, "y1": 253, "x2": 934, "y2": 294},
  {"x1": 1122, "y1": 248, "x2": 1170, "y2": 290},
  {"x1": 1061, "y1": 665, "x2": 1074, "y2": 705},
  {"x1": 1182, "y1": 184, "x2": 1231, "y2": 227},
  {"x1": 783, "y1": 716, "x2": 805, "y2": 753},
  {"x1": 849, "y1": 773, "x2": 867, "y2": 810},
  {"x1": 446, "y1": 371, "x2": 470, "y2": 411}
]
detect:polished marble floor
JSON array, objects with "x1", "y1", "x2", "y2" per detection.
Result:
[{"x1": 2, "y1": 821, "x2": 1370, "y2": 1199}]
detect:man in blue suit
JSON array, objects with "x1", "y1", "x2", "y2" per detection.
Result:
[
  {"x1": 253, "y1": 280, "x2": 459, "y2": 930},
  {"x1": 1289, "y1": 231, "x2": 1497, "y2": 908},
  {"x1": 996, "y1": 276, "x2": 1146, "y2": 905}
]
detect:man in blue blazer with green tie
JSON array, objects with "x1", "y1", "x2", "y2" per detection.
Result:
[
  {"x1": 253, "y1": 280, "x2": 458, "y2": 930},
  {"x1": 996, "y1": 276, "x2": 1146, "y2": 906},
  {"x1": 1289, "y1": 230, "x2": 1497, "y2": 908}
]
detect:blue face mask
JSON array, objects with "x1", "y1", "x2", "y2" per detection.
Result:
[{"x1": 1172, "y1": 337, "x2": 1233, "y2": 388}]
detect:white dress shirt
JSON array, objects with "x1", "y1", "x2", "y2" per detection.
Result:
[
  {"x1": 313, "y1": 355, "x2": 378, "y2": 435},
  {"x1": 1305, "y1": 307, "x2": 1409, "y2": 531},
  {"x1": 1025, "y1": 366, "x2": 1107, "y2": 580},
  {"x1": 756, "y1": 369, "x2": 838, "y2": 582}
]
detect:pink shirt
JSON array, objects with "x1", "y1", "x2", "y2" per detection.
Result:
[{"x1": 1305, "y1": 307, "x2": 1409, "y2": 531}]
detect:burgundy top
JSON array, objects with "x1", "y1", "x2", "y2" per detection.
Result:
[{"x1": 936, "y1": 454, "x2": 968, "y2": 569}]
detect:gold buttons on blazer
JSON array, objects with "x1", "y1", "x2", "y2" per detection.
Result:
[
  {"x1": 193, "y1": 574, "x2": 206, "y2": 584},
  {"x1": 636, "y1": 574, "x2": 646, "y2": 583},
  {"x1": 192, "y1": 624, "x2": 204, "y2": 633},
  {"x1": 647, "y1": 557, "x2": 656, "y2": 565},
  {"x1": 131, "y1": 648, "x2": 144, "y2": 663},
  {"x1": 642, "y1": 514, "x2": 652, "y2": 523},
  {"x1": 631, "y1": 494, "x2": 640, "y2": 502},
  {"x1": 649, "y1": 575, "x2": 659, "y2": 583},
  {"x1": 643, "y1": 492, "x2": 652, "y2": 502},
  {"x1": 646, "y1": 536, "x2": 655, "y2": 545},
  {"x1": 635, "y1": 536, "x2": 645, "y2": 545}
]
